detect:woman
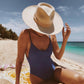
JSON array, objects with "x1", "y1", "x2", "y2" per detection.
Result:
[{"x1": 16, "y1": 2, "x2": 84, "y2": 84}]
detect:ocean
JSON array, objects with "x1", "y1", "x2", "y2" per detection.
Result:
[{"x1": 58, "y1": 42, "x2": 84, "y2": 64}]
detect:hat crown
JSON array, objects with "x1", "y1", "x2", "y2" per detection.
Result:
[
  {"x1": 38, "y1": 3, "x2": 55, "y2": 16},
  {"x1": 34, "y1": 2, "x2": 55, "y2": 28}
]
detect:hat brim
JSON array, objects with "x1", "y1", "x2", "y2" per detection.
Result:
[{"x1": 22, "y1": 5, "x2": 64, "y2": 35}]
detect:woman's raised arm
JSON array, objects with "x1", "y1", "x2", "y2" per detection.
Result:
[{"x1": 51, "y1": 23, "x2": 71, "y2": 60}]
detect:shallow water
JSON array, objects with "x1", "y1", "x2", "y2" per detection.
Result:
[{"x1": 58, "y1": 42, "x2": 84, "y2": 64}]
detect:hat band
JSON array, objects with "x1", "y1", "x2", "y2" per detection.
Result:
[{"x1": 34, "y1": 16, "x2": 52, "y2": 28}]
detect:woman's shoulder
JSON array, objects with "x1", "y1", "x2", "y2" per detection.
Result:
[
  {"x1": 18, "y1": 28, "x2": 32, "y2": 41},
  {"x1": 19, "y1": 28, "x2": 32, "y2": 37},
  {"x1": 20, "y1": 28, "x2": 31, "y2": 35}
]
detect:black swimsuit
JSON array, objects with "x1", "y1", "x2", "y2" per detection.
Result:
[{"x1": 27, "y1": 34, "x2": 56, "y2": 80}]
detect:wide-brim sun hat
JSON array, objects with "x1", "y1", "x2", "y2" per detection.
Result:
[{"x1": 22, "y1": 2, "x2": 63, "y2": 35}]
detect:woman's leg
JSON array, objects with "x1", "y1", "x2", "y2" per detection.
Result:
[
  {"x1": 30, "y1": 74, "x2": 58, "y2": 84},
  {"x1": 54, "y1": 66, "x2": 84, "y2": 84}
]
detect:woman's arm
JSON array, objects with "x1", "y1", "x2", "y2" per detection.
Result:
[
  {"x1": 15, "y1": 30, "x2": 29, "y2": 84},
  {"x1": 51, "y1": 23, "x2": 71, "y2": 60}
]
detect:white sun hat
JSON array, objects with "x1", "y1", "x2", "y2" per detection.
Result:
[{"x1": 22, "y1": 2, "x2": 63, "y2": 35}]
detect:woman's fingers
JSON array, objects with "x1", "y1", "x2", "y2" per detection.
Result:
[
  {"x1": 65, "y1": 23, "x2": 71, "y2": 34},
  {"x1": 62, "y1": 27, "x2": 64, "y2": 36},
  {"x1": 65, "y1": 23, "x2": 71, "y2": 30},
  {"x1": 62, "y1": 23, "x2": 71, "y2": 41}
]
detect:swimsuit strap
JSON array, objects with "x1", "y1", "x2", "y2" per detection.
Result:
[
  {"x1": 29, "y1": 31, "x2": 50, "y2": 45},
  {"x1": 29, "y1": 31, "x2": 32, "y2": 43}
]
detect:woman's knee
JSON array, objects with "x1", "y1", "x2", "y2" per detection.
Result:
[
  {"x1": 78, "y1": 75, "x2": 84, "y2": 84},
  {"x1": 73, "y1": 74, "x2": 84, "y2": 84}
]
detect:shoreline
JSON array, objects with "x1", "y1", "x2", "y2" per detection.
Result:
[{"x1": 64, "y1": 51, "x2": 84, "y2": 65}]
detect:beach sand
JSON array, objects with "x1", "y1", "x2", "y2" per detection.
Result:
[{"x1": 0, "y1": 40, "x2": 84, "y2": 84}]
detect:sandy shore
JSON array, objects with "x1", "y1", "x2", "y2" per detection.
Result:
[{"x1": 0, "y1": 40, "x2": 84, "y2": 84}]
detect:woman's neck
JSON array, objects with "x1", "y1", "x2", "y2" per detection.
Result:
[{"x1": 31, "y1": 29, "x2": 49, "y2": 37}]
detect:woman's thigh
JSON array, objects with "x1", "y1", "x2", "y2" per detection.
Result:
[
  {"x1": 30, "y1": 74, "x2": 44, "y2": 84},
  {"x1": 54, "y1": 66, "x2": 82, "y2": 84},
  {"x1": 30, "y1": 74, "x2": 58, "y2": 84}
]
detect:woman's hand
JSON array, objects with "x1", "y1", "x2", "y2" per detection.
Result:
[
  {"x1": 62, "y1": 23, "x2": 71, "y2": 42},
  {"x1": 15, "y1": 81, "x2": 19, "y2": 84}
]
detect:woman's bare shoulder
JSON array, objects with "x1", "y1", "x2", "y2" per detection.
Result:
[
  {"x1": 18, "y1": 28, "x2": 31, "y2": 42},
  {"x1": 19, "y1": 29, "x2": 32, "y2": 38},
  {"x1": 20, "y1": 29, "x2": 31, "y2": 36}
]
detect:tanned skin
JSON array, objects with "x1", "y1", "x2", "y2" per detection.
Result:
[{"x1": 16, "y1": 23, "x2": 84, "y2": 84}]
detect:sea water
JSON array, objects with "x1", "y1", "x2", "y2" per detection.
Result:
[{"x1": 58, "y1": 42, "x2": 84, "y2": 64}]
